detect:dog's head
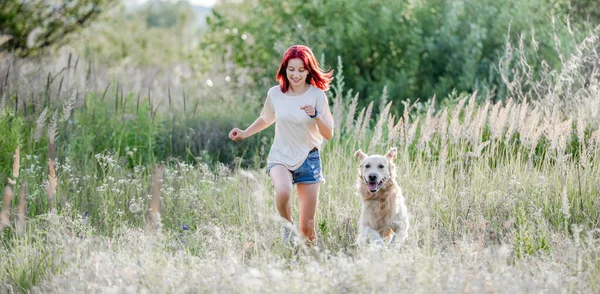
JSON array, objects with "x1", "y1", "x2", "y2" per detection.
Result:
[{"x1": 354, "y1": 148, "x2": 397, "y2": 193}]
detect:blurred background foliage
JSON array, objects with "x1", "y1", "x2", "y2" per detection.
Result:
[
  {"x1": 0, "y1": 0, "x2": 599, "y2": 172},
  {"x1": 0, "y1": 0, "x2": 119, "y2": 57},
  {"x1": 3, "y1": 0, "x2": 597, "y2": 108},
  {"x1": 202, "y1": 0, "x2": 596, "y2": 112}
]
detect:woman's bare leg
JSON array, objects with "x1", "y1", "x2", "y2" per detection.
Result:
[
  {"x1": 269, "y1": 165, "x2": 294, "y2": 223},
  {"x1": 297, "y1": 183, "x2": 320, "y2": 246}
]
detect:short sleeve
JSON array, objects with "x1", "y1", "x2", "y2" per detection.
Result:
[
  {"x1": 316, "y1": 91, "x2": 334, "y2": 129},
  {"x1": 260, "y1": 94, "x2": 276, "y2": 125}
]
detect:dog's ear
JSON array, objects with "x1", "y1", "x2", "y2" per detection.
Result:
[
  {"x1": 354, "y1": 149, "x2": 367, "y2": 161},
  {"x1": 385, "y1": 147, "x2": 397, "y2": 161}
]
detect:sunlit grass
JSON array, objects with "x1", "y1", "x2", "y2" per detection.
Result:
[{"x1": 0, "y1": 24, "x2": 599, "y2": 294}]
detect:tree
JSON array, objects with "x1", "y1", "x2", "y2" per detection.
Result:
[
  {"x1": 201, "y1": 0, "x2": 584, "y2": 110},
  {"x1": 142, "y1": 0, "x2": 195, "y2": 28},
  {"x1": 0, "y1": 0, "x2": 117, "y2": 57}
]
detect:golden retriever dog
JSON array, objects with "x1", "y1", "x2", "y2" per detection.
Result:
[{"x1": 355, "y1": 147, "x2": 409, "y2": 246}]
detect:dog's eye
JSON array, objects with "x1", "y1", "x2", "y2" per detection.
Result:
[
  {"x1": 378, "y1": 164, "x2": 384, "y2": 169},
  {"x1": 365, "y1": 164, "x2": 370, "y2": 169}
]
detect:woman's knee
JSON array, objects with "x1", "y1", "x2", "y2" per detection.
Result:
[{"x1": 274, "y1": 186, "x2": 292, "y2": 200}]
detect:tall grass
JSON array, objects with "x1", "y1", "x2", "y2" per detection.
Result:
[{"x1": 0, "y1": 27, "x2": 599, "y2": 293}]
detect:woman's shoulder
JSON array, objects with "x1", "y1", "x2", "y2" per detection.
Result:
[
  {"x1": 310, "y1": 85, "x2": 328, "y2": 99},
  {"x1": 267, "y1": 85, "x2": 282, "y2": 96}
]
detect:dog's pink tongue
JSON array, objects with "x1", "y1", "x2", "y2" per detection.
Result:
[{"x1": 367, "y1": 182, "x2": 377, "y2": 191}]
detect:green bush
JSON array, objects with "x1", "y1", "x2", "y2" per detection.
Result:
[
  {"x1": 154, "y1": 93, "x2": 273, "y2": 168},
  {"x1": 202, "y1": 0, "x2": 585, "y2": 113},
  {"x1": 60, "y1": 91, "x2": 160, "y2": 167}
]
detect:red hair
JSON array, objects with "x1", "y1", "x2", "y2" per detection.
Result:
[{"x1": 276, "y1": 45, "x2": 334, "y2": 93}]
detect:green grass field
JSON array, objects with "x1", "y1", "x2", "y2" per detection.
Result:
[{"x1": 1, "y1": 27, "x2": 600, "y2": 294}]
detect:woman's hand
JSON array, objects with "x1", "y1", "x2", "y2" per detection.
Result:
[
  {"x1": 300, "y1": 105, "x2": 317, "y2": 117},
  {"x1": 229, "y1": 128, "x2": 247, "y2": 141}
]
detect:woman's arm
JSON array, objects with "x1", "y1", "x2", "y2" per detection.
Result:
[
  {"x1": 315, "y1": 115, "x2": 333, "y2": 140},
  {"x1": 300, "y1": 104, "x2": 334, "y2": 140},
  {"x1": 243, "y1": 117, "x2": 271, "y2": 138},
  {"x1": 229, "y1": 117, "x2": 270, "y2": 141}
]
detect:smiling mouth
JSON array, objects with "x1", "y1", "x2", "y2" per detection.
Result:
[{"x1": 366, "y1": 177, "x2": 387, "y2": 192}]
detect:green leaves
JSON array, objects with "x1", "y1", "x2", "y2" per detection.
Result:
[
  {"x1": 0, "y1": 0, "x2": 117, "y2": 57},
  {"x1": 0, "y1": 107, "x2": 24, "y2": 184},
  {"x1": 202, "y1": 0, "x2": 586, "y2": 111}
]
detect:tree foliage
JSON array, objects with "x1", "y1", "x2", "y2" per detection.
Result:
[
  {"x1": 202, "y1": 0, "x2": 586, "y2": 108},
  {"x1": 142, "y1": 0, "x2": 195, "y2": 28},
  {"x1": 0, "y1": 0, "x2": 117, "y2": 57}
]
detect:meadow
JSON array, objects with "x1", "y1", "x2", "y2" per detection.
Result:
[{"x1": 1, "y1": 5, "x2": 600, "y2": 293}]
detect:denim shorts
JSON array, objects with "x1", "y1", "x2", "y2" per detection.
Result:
[{"x1": 267, "y1": 150, "x2": 323, "y2": 184}]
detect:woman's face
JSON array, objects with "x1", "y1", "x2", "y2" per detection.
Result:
[{"x1": 286, "y1": 58, "x2": 309, "y2": 88}]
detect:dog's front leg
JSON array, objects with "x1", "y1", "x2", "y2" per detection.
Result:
[
  {"x1": 359, "y1": 226, "x2": 384, "y2": 246},
  {"x1": 389, "y1": 218, "x2": 409, "y2": 245}
]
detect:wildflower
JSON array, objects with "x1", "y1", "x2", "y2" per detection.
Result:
[{"x1": 129, "y1": 203, "x2": 141, "y2": 214}]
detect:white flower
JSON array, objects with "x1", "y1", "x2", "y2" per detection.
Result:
[{"x1": 129, "y1": 203, "x2": 141, "y2": 214}]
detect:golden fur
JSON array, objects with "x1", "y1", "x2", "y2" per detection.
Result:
[{"x1": 355, "y1": 147, "x2": 409, "y2": 245}]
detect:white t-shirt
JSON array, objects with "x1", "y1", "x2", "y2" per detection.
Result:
[{"x1": 260, "y1": 85, "x2": 334, "y2": 171}]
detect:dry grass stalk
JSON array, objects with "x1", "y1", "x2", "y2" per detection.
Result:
[
  {"x1": 462, "y1": 91, "x2": 478, "y2": 134},
  {"x1": 358, "y1": 101, "x2": 374, "y2": 141},
  {"x1": 494, "y1": 100, "x2": 512, "y2": 142},
  {"x1": 545, "y1": 105, "x2": 573, "y2": 153},
  {"x1": 517, "y1": 98, "x2": 529, "y2": 132},
  {"x1": 588, "y1": 126, "x2": 600, "y2": 159},
  {"x1": 378, "y1": 86, "x2": 388, "y2": 114},
  {"x1": 505, "y1": 99, "x2": 519, "y2": 145},
  {"x1": 61, "y1": 91, "x2": 77, "y2": 122},
  {"x1": 331, "y1": 92, "x2": 343, "y2": 135},
  {"x1": 521, "y1": 107, "x2": 542, "y2": 149},
  {"x1": 48, "y1": 109, "x2": 59, "y2": 161},
  {"x1": 147, "y1": 165, "x2": 164, "y2": 232},
  {"x1": 344, "y1": 92, "x2": 359, "y2": 135},
  {"x1": 488, "y1": 102, "x2": 502, "y2": 141},
  {"x1": 561, "y1": 177, "x2": 570, "y2": 221},
  {"x1": 34, "y1": 107, "x2": 48, "y2": 142},
  {"x1": 387, "y1": 114, "x2": 396, "y2": 145},
  {"x1": 576, "y1": 111, "x2": 586, "y2": 146},
  {"x1": 48, "y1": 159, "x2": 57, "y2": 214},
  {"x1": 466, "y1": 102, "x2": 489, "y2": 145},
  {"x1": 545, "y1": 105, "x2": 562, "y2": 150},
  {"x1": 449, "y1": 96, "x2": 467, "y2": 143},
  {"x1": 369, "y1": 101, "x2": 392, "y2": 152},
  {"x1": 406, "y1": 117, "x2": 419, "y2": 146},
  {"x1": 16, "y1": 181, "x2": 27, "y2": 236},
  {"x1": 352, "y1": 107, "x2": 365, "y2": 139},
  {"x1": 417, "y1": 95, "x2": 437, "y2": 151},
  {"x1": 392, "y1": 117, "x2": 405, "y2": 145},
  {"x1": 402, "y1": 100, "x2": 411, "y2": 132},
  {"x1": 438, "y1": 138, "x2": 449, "y2": 171},
  {"x1": 556, "y1": 118, "x2": 573, "y2": 154},
  {"x1": 1, "y1": 146, "x2": 20, "y2": 232},
  {"x1": 13, "y1": 145, "x2": 20, "y2": 178},
  {"x1": 437, "y1": 108, "x2": 449, "y2": 143},
  {"x1": 0, "y1": 185, "x2": 13, "y2": 231}
]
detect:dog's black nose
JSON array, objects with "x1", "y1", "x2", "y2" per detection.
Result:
[{"x1": 368, "y1": 174, "x2": 377, "y2": 182}]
